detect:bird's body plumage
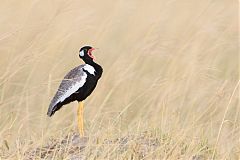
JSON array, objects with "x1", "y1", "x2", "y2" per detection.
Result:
[{"x1": 47, "y1": 46, "x2": 103, "y2": 118}]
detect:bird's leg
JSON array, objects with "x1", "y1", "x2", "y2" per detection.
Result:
[{"x1": 77, "y1": 101, "x2": 84, "y2": 137}]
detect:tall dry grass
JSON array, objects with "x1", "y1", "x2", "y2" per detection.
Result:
[{"x1": 0, "y1": 0, "x2": 239, "y2": 159}]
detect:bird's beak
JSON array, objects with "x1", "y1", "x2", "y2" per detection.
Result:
[
  {"x1": 93, "y1": 48, "x2": 99, "y2": 59},
  {"x1": 91, "y1": 48, "x2": 99, "y2": 51},
  {"x1": 88, "y1": 48, "x2": 96, "y2": 60}
]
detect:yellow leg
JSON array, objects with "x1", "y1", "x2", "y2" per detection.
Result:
[{"x1": 77, "y1": 101, "x2": 84, "y2": 137}]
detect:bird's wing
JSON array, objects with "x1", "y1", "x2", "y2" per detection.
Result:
[{"x1": 48, "y1": 65, "x2": 87, "y2": 114}]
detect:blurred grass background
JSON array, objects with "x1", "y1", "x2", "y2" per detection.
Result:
[{"x1": 0, "y1": 0, "x2": 239, "y2": 159}]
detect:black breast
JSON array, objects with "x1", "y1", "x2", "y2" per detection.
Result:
[{"x1": 74, "y1": 71, "x2": 99, "y2": 101}]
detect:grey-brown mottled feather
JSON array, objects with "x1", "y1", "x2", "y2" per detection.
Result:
[{"x1": 47, "y1": 65, "x2": 86, "y2": 116}]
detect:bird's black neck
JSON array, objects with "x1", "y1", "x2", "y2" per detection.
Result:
[{"x1": 85, "y1": 60, "x2": 103, "y2": 78}]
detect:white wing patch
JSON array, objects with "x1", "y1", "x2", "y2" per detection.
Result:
[
  {"x1": 58, "y1": 64, "x2": 95, "y2": 103},
  {"x1": 83, "y1": 64, "x2": 95, "y2": 75},
  {"x1": 49, "y1": 64, "x2": 95, "y2": 110},
  {"x1": 58, "y1": 72, "x2": 87, "y2": 103}
]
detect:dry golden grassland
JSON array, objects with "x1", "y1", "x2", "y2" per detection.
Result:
[{"x1": 0, "y1": 0, "x2": 239, "y2": 159}]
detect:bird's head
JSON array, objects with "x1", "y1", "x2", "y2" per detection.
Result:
[{"x1": 79, "y1": 46, "x2": 95, "y2": 63}]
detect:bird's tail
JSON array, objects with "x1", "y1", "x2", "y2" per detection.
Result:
[{"x1": 47, "y1": 103, "x2": 62, "y2": 117}]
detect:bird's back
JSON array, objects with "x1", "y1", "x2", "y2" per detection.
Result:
[{"x1": 47, "y1": 65, "x2": 87, "y2": 116}]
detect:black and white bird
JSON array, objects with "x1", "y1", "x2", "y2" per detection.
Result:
[{"x1": 47, "y1": 46, "x2": 103, "y2": 136}]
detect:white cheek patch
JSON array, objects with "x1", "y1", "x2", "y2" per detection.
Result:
[
  {"x1": 79, "y1": 50, "x2": 84, "y2": 57},
  {"x1": 83, "y1": 64, "x2": 95, "y2": 75}
]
